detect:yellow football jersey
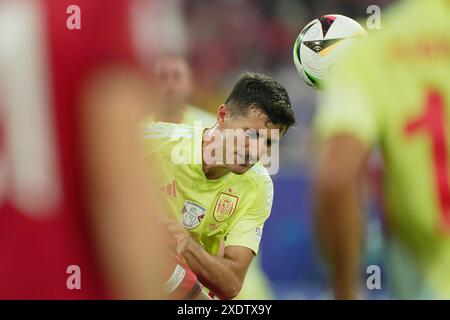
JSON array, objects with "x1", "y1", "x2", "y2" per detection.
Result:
[
  {"x1": 143, "y1": 122, "x2": 274, "y2": 256},
  {"x1": 183, "y1": 104, "x2": 217, "y2": 128},
  {"x1": 143, "y1": 104, "x2": 216, "y2": 128},
  {"x1": 315, "y1": 0, "x2": 450, "y2": 298}
]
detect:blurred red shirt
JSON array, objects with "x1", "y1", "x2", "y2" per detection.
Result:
[{"x1": 0, "y1": 0, "x2": 138, "y2": 299}]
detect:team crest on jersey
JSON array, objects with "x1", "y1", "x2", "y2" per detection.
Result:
[
  {"x1": 213, "y1": 193, "x2": 238, "y2": 222},
  {"x1": 181, "y1": 200, "x2": 206, "y2": 229}
]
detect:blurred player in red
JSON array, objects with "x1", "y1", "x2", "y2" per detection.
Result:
[{"x1": 0, "y1": 0, "x2": 207, "y2": 299}]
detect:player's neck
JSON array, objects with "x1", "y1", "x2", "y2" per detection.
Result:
[
  {"x1": 201, "y1": 126, "x2": 230, "y2": 180},
  {"x1": 202, "y1": 163, "x2": 229, "y2": 180}
]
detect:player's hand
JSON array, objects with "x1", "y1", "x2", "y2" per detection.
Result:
[{"x1": 166, "y1": 220, "x2": 191, "y2": 255}]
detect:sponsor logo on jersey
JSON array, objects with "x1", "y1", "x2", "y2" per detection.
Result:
[{"x1": 159, "y1": 180, "x2": 177, "y2": 199}]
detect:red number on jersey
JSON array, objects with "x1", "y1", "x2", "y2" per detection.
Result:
[{"x1": 405, "y1": 89, "x2": 450, "y2": 231}]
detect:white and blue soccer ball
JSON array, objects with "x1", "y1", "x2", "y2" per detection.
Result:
[{"x1": 293, "y1": 14, "x2": 367, "y2": 89}]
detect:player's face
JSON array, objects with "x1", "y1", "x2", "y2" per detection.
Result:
[
  {"x1": 154, "y1": 56, "x2": 192, "y2": 109},
  {"x1": 218, "y1": 105, "x2": 283, "y2": 175}
]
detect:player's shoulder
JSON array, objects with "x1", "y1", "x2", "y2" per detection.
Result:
[
  {"x1": 184, "y1": 105, "x2": 216, "y2": 128},
  {"x1": 143, "y1": 121, "x2": 195, "y2": 139},
  {"x1": 244, "y1": 163, "x2": 273, "y2": 194},
  {"x1": 239, "y1": 163, "x2": 274, "y2": 213},
  {"x1": 142, "y1": 122, "x2": 196, "y2": 157}
]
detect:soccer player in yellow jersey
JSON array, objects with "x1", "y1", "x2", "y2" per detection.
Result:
[
  {"x1": 314, "y1": 0, "x2": 450, "y2": 299},
  {"x1": 144, "y1": 72, "x2": 295, "y2": 299},
  {"x1": 149, "y1": 53, "x2": 274, "y2": 300},
  {"x1": 150, "y1": 52, "x2": 276, "y2": 300}
]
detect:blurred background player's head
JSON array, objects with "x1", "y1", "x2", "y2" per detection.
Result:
[
  {"x1": 215, "y1": 72, "x2": 295, "y2": 174},
  {"x1": 153, "y1": 53, "x2": 193, "y2": 113}
]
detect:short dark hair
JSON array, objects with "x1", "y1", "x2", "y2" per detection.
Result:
[{"x1": 225, "y1": 72, "x2": 296, "y2": 132}]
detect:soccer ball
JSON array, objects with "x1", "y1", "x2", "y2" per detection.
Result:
[{"x1": 293, "y1": 14, "x2": 366, "y2": 89}]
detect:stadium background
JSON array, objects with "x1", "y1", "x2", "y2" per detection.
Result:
[{"x1": 148, "y1": 0, "x2": 396, "y2": 299}]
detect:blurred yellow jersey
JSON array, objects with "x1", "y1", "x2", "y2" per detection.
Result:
[
  {"x1": 144, "y1": 104, "x2": 216, "y2": 128},
  {"x1": 315, "y1": 0, "x2": 450, "y2": 298},
  {"x1": 183, "y1": 104, "x2": 216, "y2": 127},
  {"x1": 143, "y1": 122, "x2": 273, "y2": 256}
]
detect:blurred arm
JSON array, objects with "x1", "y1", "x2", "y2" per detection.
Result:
[
  {"x1": 80, "y1": 66, "x2": 167, "y2": 299},
  {"x1": 315, "y1": 135, "x2": 369, "y2": 299}
]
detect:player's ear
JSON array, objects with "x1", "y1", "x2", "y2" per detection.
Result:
[{"x1": 217, "y1": 104, "x2": 230, "y2": 129}]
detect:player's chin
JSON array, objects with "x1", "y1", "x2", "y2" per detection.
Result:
[{"x1": 227, "y1": 163, "x2": 253, "y2": 175}]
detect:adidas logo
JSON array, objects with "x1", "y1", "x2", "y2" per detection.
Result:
[{"x1": 159, "y1": 180, "x2": 177, "y2": 199}]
